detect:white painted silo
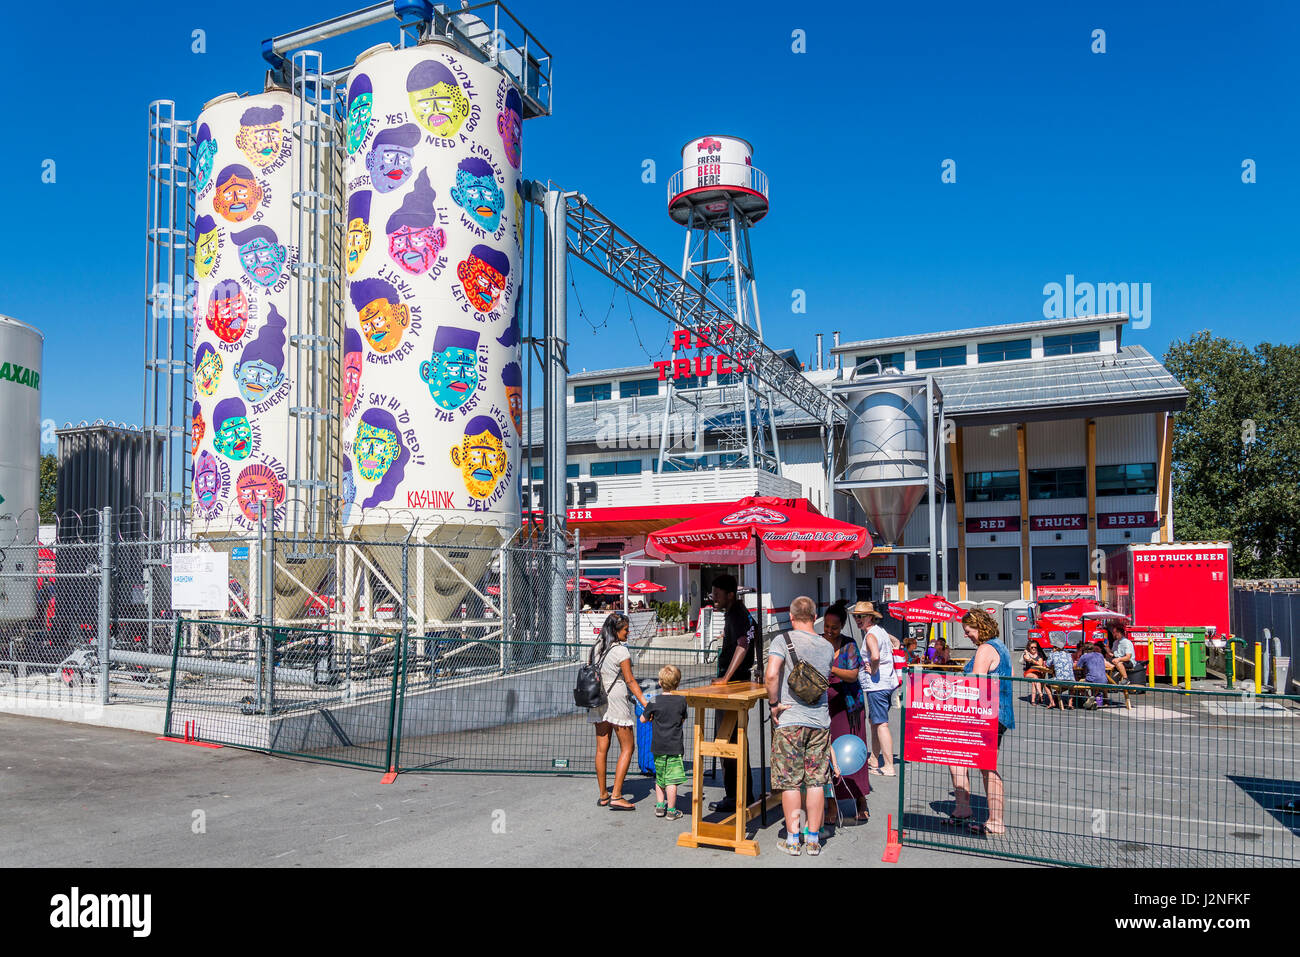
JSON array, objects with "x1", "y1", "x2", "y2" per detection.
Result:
[
  {"x1": 190, "y1": 86, "x2": 332, "y2": 617},
  {"x1": 342, "y1": 39, "x2": 524, "y2": 617},
  {"x1": 0, "y1": 315, "x2": 43, "y2": 620},
  {"x1": 841, "y1": 372, "x2": 930, "y2": 546}
]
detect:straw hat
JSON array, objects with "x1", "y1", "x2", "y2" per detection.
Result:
[{"x1": 850, "y1": 600, "x2": 884, "y2": 620}]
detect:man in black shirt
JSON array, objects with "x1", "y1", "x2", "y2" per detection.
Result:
[{"x1": 708, "y1": 574, "x2": 755, "y2": 813}]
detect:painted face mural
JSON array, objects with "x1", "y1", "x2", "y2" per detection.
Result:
[
  {"x1": 345, "y1": 191, "x2": 372, "y2": 277},
  {"x1": 212, "y1": 398, "x2": 253, "y2": 461},
  {"x1": 194, "y1": 451, "x2": 221, "y2": 507},
  {"x1": 204, "y1": 280, "x2": 250, "y2": 344},
  {"x1": 231, "y1": 225, "x2": 287, "y2": 287},
  {"x1": 406, "y1": 60, "x2": 471, "y2": 137},
  {"x1": 450, "y1": 157, "x2": 504, "y2": 232},
  {"x1": 420, "y1": 327, "x2": 480, "y2": 411},
  {"x1": 213, "y1": 165, "x2": 263, "y2": 223},
  {"x1": 502, "y1": 362, "x2": 523, "y2": 437},
  {"x1": 235, "y1": 463, "x2": 286, "y2": 521},
  {"x1": 191, "y1": 403, "x2": 206, "y2": 455},
  {"x1": 351, "y1": 278, "x2": 410, "y2": 353},
  {"x1": 364, "y1": 124, "x2": 420, "y2": 193},
  {"x1": 341, "y1": 456, "x2": 357, "y2": 520},
  {"x1": 385, "y1": 170, "x2": 445, "y2": 275},
  {"x1": 354, "y1": 419, "x2": 400, "y2": 482},
  {"x1": 342, "y1": 329, "x2": 364, "y2": 417},
  {"x1": 194, "y1": 343, "x2": 222, "y2": 396},
  {"x1": 497, "y1": 87, "x2": 523, "y2": 170},
  {"x1": 194, "y1": 214, "x2": 220, "y2": 279},
  {"x1": 233, "y1": 305, "x2": 287, "y2": 403},
  {"x1": 195, "y1": 124, "x2": 217, "y2": 191},
  {"x1": 235, "y1": 105, "x2": 285, "y2": 168},
  {"x1": 451, "y1": 416, "x2": 508, "y2": 500},
  {"x1": 513, "y1": 180, "x2": 524, "y2": 249},
  {"x1": 346, "y1": 74, "x2": 373, "y2": 155},
  {"x1": 456, "y1": 244, "x2": 510, "y2": 313}
]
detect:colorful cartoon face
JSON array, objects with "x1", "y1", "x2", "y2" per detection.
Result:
[
  {"x1": 506, "y1": 386, "x2": 523, "y2": 436},
  {"x1": 196, "y1": 138, "x2": 218, "y2": 191},
  {"x1": 357, "y1": 297, "x2": 411, "y2": 353},
  {"x1": 194, "y1": 451, "x2": 221, "y2": 506},
  {"x1": 237, "y1": 122, "x2": 283, "y2": 168},
  {"x1": 213, "y1": 415, "x2": 253, "y2": 460},
  {"x1": 451, "y1": 168, "x2": 504, "y2": 231},
  {"x1": 497, "y1": 105, "x2": 522, "y2": 169},
  {"x1": 513, "y1": 188, "x2": 524, "y2": 248},
  {"x1": 420, "y1": 344, "x2": 478, "y2": 410},
  {"x1": 346, "y1": 93, "x2": 373, "y2": 154},
  {"x1": 343, "y1": 349, "x2": 363, "y2": 417},
  {"x1": 451, "y1": 425, "x2": 508, "y2": 500},
  {"x1": 366, "y1": 144, "x2": 415, "y2": 193},
  {"x1": 237, "y1": 237, "x2": 286, "y2": 287},
  {"x1": 204, "y1": 285, "x2": 250, "y2": 343},
  {"x1": 388, "y1": 225, "x2": 446, "y2": 275},
  {"x1": 196, "y1": 227, "x2": 220, "y2": 279},
  {"x1": 345, "y1": 218, "x2": 372, "y2": 276},
  {"x1": 233, "y1": 358, "x2": 285, "y2": 403},
  {"x1": 195, "y1": 350, "x2": 223, "y2": 396},
  {"x1": 213, "y1": 174, "x2": 263, "y2": 223},
  {"x1": 192, "y1": 411, "x2": 206, "y2": 455},
  {"x1": 235, "y1": 466, "x2": 285, "y2": 521},
  {"x1": 409, "y1": 81, "x2": 470, "y2": 137},
  {"x1": 456, "y1": 254, "x2": 507, "y2": 313},
  {"x1": 354, "y1": 421, "x2": 400, "y2": 481}
]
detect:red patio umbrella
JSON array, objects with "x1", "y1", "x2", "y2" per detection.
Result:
[
  {"x1": 566, "y1": 577, "x2": 597, "y2": 592},
  {"x1": 629, "y1": 580, "x2": 666, "y2": 594},
  {"x1": 590, "y1": 584, "x2": 624, "y2": 596},
  {"x1": 646, "y1": 495, "x2": 871, "y2": 827},
  {"x1": 888, "y1": 593, "x2": 966, "y2": 659},
  {"x1": 592, "y1": 578, "x2": 624, "y2": 590}
]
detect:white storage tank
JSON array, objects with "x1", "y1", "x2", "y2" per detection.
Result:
[
  {"x1": 840, "y1": 373, "x2": 930, "y2": 546},
  {"x1": 341, "y1": 39, "x2": 525, "y2": 617},
  {"x1": 668, "y1": 134, "x2": 768, "y2": 226},
  {"x1": 0, "y1": 314, "x2": 43, "y2": 620}
]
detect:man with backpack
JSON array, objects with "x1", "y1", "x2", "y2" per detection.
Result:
[
  {"x1": 708, "y1": 573, "x2": 756, "y2": 814},
  {"x1": 765, "y1": 595, "x2": 835, "y2": 857}
]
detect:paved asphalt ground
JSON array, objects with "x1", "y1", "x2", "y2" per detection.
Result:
[{"x1": 0, "y1": 711, "x2": 1012, "y2": 868}]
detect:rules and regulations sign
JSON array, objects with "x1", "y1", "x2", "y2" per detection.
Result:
[
  {"x1": 171, "y1": 551, "x2": 229, "y2": 612},
  {"x1": 903, "y1": 672, "x2": 1000, "y2": 770}
]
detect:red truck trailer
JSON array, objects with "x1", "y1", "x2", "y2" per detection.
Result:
[{"x1": 1105, "y1": 542, "x2": 1232, "y2": 636}]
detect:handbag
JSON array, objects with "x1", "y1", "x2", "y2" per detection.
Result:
[
  {"x1": 783, "y1": 633, "x2": 829, "y2": 706},
  {"x1": 574, "y1": 643, "x2": 614, "y2": 709}
]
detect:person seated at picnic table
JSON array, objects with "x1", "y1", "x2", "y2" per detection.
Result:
[
  {"x1": 1047, "y1": 639, "x2": 1077, "y2": 710},
  {"x1": 1021, "y1": 639, "x2": 1055, "y2": 707},
  {"x1": 926, "y1": 637, "x2": 951, "y2": 665},
  {"x1": 1074, "y1": 641, "x2": 1109, "y2": 708},
  {"x1": 1102, "y1": 620, "x2": 1134, "y2": 681},
  {"x1": 903, "y1": 637, "x2": 921, "y2": 664}
]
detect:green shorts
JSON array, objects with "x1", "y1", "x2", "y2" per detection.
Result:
[{"x1": 654, "y1": 754, "x2": 686, "y2": 787}]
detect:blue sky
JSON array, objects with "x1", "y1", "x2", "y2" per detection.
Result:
[{"x1": 1, "y1": 0, "x2": 1296, "y2": 435}]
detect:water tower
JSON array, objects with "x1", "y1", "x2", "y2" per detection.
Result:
[{"x1": 660, "y1": 136, "x2": 778, "y2": 472}]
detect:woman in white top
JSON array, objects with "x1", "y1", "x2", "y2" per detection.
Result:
[
  {"x1": 853, "y1": 601, "x2": 899, "y2": 776},
  {"x1": 587, "y1": 613, "x2": 648, "y2": 810}
]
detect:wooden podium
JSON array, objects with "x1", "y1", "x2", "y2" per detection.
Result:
[{"x1": 675, "y1": 681, "x2": 782, "y2": 856}]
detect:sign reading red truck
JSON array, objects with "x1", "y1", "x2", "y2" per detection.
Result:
[{"x1": 1105, "y1": 542, "x2": 1232, "y2": 639}]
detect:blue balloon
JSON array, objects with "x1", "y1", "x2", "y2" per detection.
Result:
[{"x1": 832, "y1": 734, "x2": 868, "y2": 777}]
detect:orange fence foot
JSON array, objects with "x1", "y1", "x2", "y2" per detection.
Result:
[
  {"x1": 882, "y1": 813, "x2": 903, "y2": 863},
  {"x1": 381, "y1": 768, "x2": 398, "y2": 784}
]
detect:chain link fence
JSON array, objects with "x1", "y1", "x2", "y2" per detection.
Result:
[{"x1": 898, "y1": 672, "x2": 1300, "y2": 867}]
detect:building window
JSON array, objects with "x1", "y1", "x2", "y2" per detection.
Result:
[
  {"x1": 915, "y1": 345, "x2": 967, "y2": 369},
  {"x1": 591, "y1": 459, "x2": 643, "y2": 477},
  {"x1": 977, "y1": 339, "x2": 1032, "y2": 363},
  {"x1": 1043, "y1": 331, "x2": 1101, "y2": 357},
  {"x1": 965, "y1": 470, "x2": 1020, "y2": 502},
  {"x1": 1096, "y1": 463, "x2": 1156, "y2": 496},
  {"x1": 918, "y1": 474, "x2": 956, "y2": 506},
  {"x1": 651, "y1": 459, "x2": 693, "y2": 473},
  {"x1": 1028, "y1": 467, "x2": 1086, "y2": 500},
  {"x1": 672, "y1": 375, "x2": 701, "y2": 390},
  {"x1": 853, "y1": 352, "x2": 905, "y2": 373},
  {"x1": 619, "y1": 378, "x2": 658, "y2": 398},
  {"x1": 574, "y1": 383, "x2": 611, "y2": 403},
  {"x1": 530, "y1": 464, "x2": 580, "y2": 480}
]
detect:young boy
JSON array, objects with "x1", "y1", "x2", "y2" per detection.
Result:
[{"x1": 640, "y1": 665, "x2": 688, "y2": 820}]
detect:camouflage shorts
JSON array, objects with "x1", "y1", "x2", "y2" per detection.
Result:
[{"x1": 771, "y1": 724, "x2": 831, "y2": 791}]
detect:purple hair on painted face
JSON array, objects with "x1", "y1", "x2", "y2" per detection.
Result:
[
  {"x1": 216, "y1": 163, "x2": 255, "y2": 187},
  {"x1": 210, "y1": 278, "x2": 243, "y2": 303},
  {"x1": 358, "y1": 407, "x2": 409, "y2": 508},
  {"x1": 406, "y1": 59, "x2": 456, "y2": 92},
  {"x1": 469, "y1": 244, "x2": 510, "y2": 278},
  {"x1": 240, "y1": 304, "x2": 286, "y2": 371},
  {"x1": 350, "y1": 277, "x2": 400, "y2": 312},
  {"x1": 194, "y1": 214, "x2": 217, "y2": 239},
  {"x1": 195, "y1": 123, "x2": 213, "y2": 145},
  {"x1": 194, "y1": 342, "x2": 217, "y2": 370},
  {"x1": 344, "y1": 328, "x2": 363, "y2": 354},
  {"x1": 348, "y1": 73, "x2": 372, "y2": 106},
  {"x1": 193, "y1": 400, "x2": 202, "y2": 419},
  {"x1": 504, "y1": 87, "x2": 522, "y2": 116},
  {"x1": 431, "y1": 325, "x2": 479, "y2": 353},
  {"x1": 458, "y1": 157, "x2": 494, "y2": 180},
  {"x1": 386, "y1": 169, "x2": 438, "y2": 232},
  {"x1": 213, "y1": 397, "x2": 247, "y2": 431},
  {"x1": 496, "y1": 299, "x2": 520, "y2": 348},
  {"x1": 501, "y1": 361, "x2": 521, "y2": 388},
  {"x1": 463, "y1": 415, "x2": 503, "y2": 442},
  {"x1": 240, "y1": 104, "x2": 284, "y2": 126}
]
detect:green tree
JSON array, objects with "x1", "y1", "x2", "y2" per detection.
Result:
[
  {"x1": 1163, "y1": 333, "x2": 1300, "y2": 577},
  {"x1": 38, "y1": 453, "x2": 57, "y2": 523}
]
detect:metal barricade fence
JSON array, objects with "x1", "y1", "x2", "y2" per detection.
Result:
[{"x1": 897, "y1": 671, "x2": 1300, "y2": 867}]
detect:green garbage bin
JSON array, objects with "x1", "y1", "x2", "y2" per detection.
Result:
[{"x1": 1163, "y1": 627, "x2": 1208, "y2": 680}]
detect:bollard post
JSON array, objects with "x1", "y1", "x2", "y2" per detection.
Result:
[
  {"x1": 1255, "y1": 642, "x2": 1263, "y2": 695},
  {"x1": 1147, "y1": 634, "x2": 1155, "y2": 688},
  {"x1": 1170, "y1": 632, "x2": 1178, "y2": 688},
  {"x1": 1183, "y1": 641, "x2": 1191, "y2": 692}
]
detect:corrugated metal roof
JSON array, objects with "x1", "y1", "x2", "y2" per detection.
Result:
[
  {"x1": 834, "y1": 314, "x2": 1128, "y2": 354},
  {"x1": 523, "y1": 344, "x2": 1185, "y2": 447}
]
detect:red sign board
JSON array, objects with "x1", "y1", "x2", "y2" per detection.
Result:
[
  {"x1": 874, "y1": 565, "x2": 897, "y2": 580},
  {"x1": 1035, "y1": 584, "x2": 1098, "y2": 601},
  {"x1": 965, "y1": 516, "x2": 1019, "y2": 533},
  {"x1": 652, "y1": 326, "x2": 754, "y2": 381},
  {"x1": 903, "y1": 673, "x2": 1001, "y2": 771},
  {"x1": 1099, "y1": 511, "x2": 1158, "y2": 529},
  {"x1": 1127, "y1": 628, "x2": 1171, "y2": 656},
  {"x1": 1030, "y1": 514, "x2": 1086, "y2": 531}
]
